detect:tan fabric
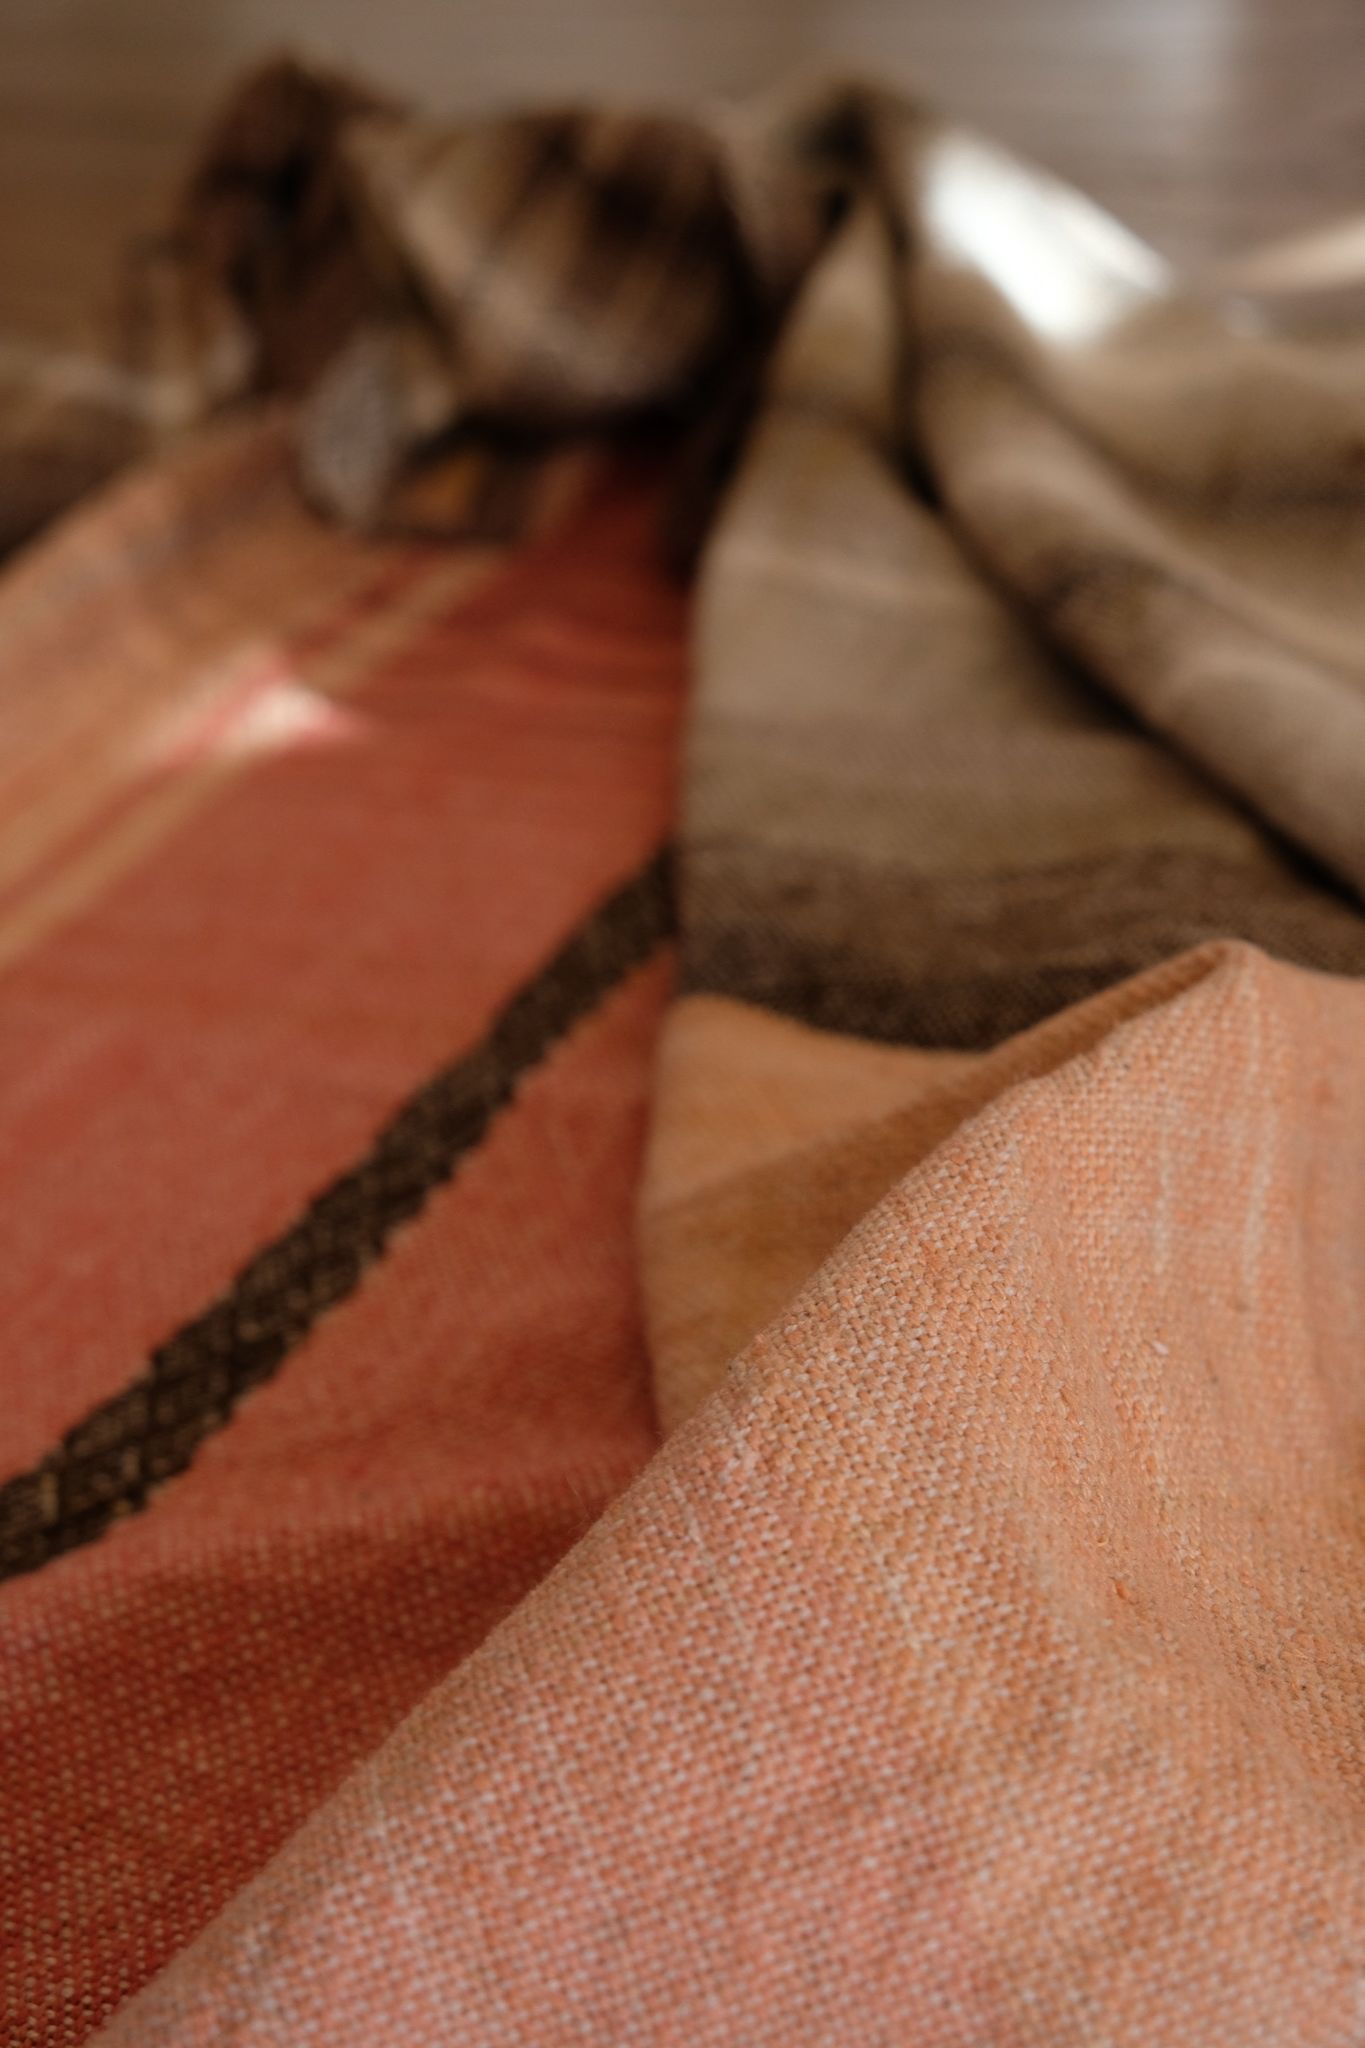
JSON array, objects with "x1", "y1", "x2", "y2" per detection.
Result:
[
  {"x1": 645, "y1": 83, "x2": 1365, "y2": 1424},
  {"x1": 681, "y1": 122, "x2": 1365, "y2": 1056},
  {"x1": 642, "y1": 995, "x2": 969, "y2": 1429}
]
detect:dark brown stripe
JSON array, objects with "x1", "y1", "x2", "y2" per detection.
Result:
[
  {"x1": 1030, "y1": 541, "x2": 1365, "y2": 711},
  {"x1": 0, "y1": 847, "x2": 675, "y2": 1583},
  {"x1": 685, "y1": 840, "x2": 1365, "y2": 1048}
]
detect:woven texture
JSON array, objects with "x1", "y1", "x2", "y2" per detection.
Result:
[
  {"x1": 0, "y1": 426, "x2": 684, "y2": 2045},
  {"x1": 4, "y1": 58, "x2": 1365, "y2": 2048},
  {"x1": 92, "y1": 946, "x2": 1365, "y2": 2047}
]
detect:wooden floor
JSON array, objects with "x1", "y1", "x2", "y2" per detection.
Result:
[{"x1": 3, "y1": 0, "x2": 1365, "y2": 348}]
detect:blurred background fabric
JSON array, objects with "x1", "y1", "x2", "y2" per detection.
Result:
[{"x1": 5, "y1": 0, "x2": 1365, "y2": 365}]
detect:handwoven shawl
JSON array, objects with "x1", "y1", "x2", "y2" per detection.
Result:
[{"x1": 5, "y1": 61, "x2": 1365, "y2": 2048}]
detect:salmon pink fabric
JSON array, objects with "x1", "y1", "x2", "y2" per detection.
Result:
[
  {"x1": 92, "y1": 946, "x2": 1365, "y2": 2047},
  {"x1": 0, "y1": 430, "x2": 685, "y2": 2045}
]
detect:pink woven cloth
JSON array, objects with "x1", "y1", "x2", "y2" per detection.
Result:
[{"x1": 93, "y1": 945, "x2": 1365, "y2": 2046}]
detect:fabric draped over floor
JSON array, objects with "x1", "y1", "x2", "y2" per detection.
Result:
[{"x1": 4, "y1": 58, "x2": 1365, "y2": 2048}]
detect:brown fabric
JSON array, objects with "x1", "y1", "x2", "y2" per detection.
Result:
[
  {"x1": 174, "y1": 56, "x2": 398, "y2": 396},
  {"x1": 127, "y1": 62, "x2": 1365, "y2": 906},
  {"x1": 0, "y1": 61, "x2": 834, "y2": 558},
  {"x1": 635, "y1": 96, "x2": 1365, "y2": 1423},
  {"x1": 290, "y1": 93, "x2": 829, "y2": 532}
]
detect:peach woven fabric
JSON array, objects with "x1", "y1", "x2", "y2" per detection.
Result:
[{"x1": 93, "y1": 945, "x2": 1365, "y2": 2046}]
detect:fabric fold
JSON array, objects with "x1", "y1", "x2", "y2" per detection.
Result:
[{"x1": 93, "y1": 944, "x2": 1365, "y2": 2046}]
